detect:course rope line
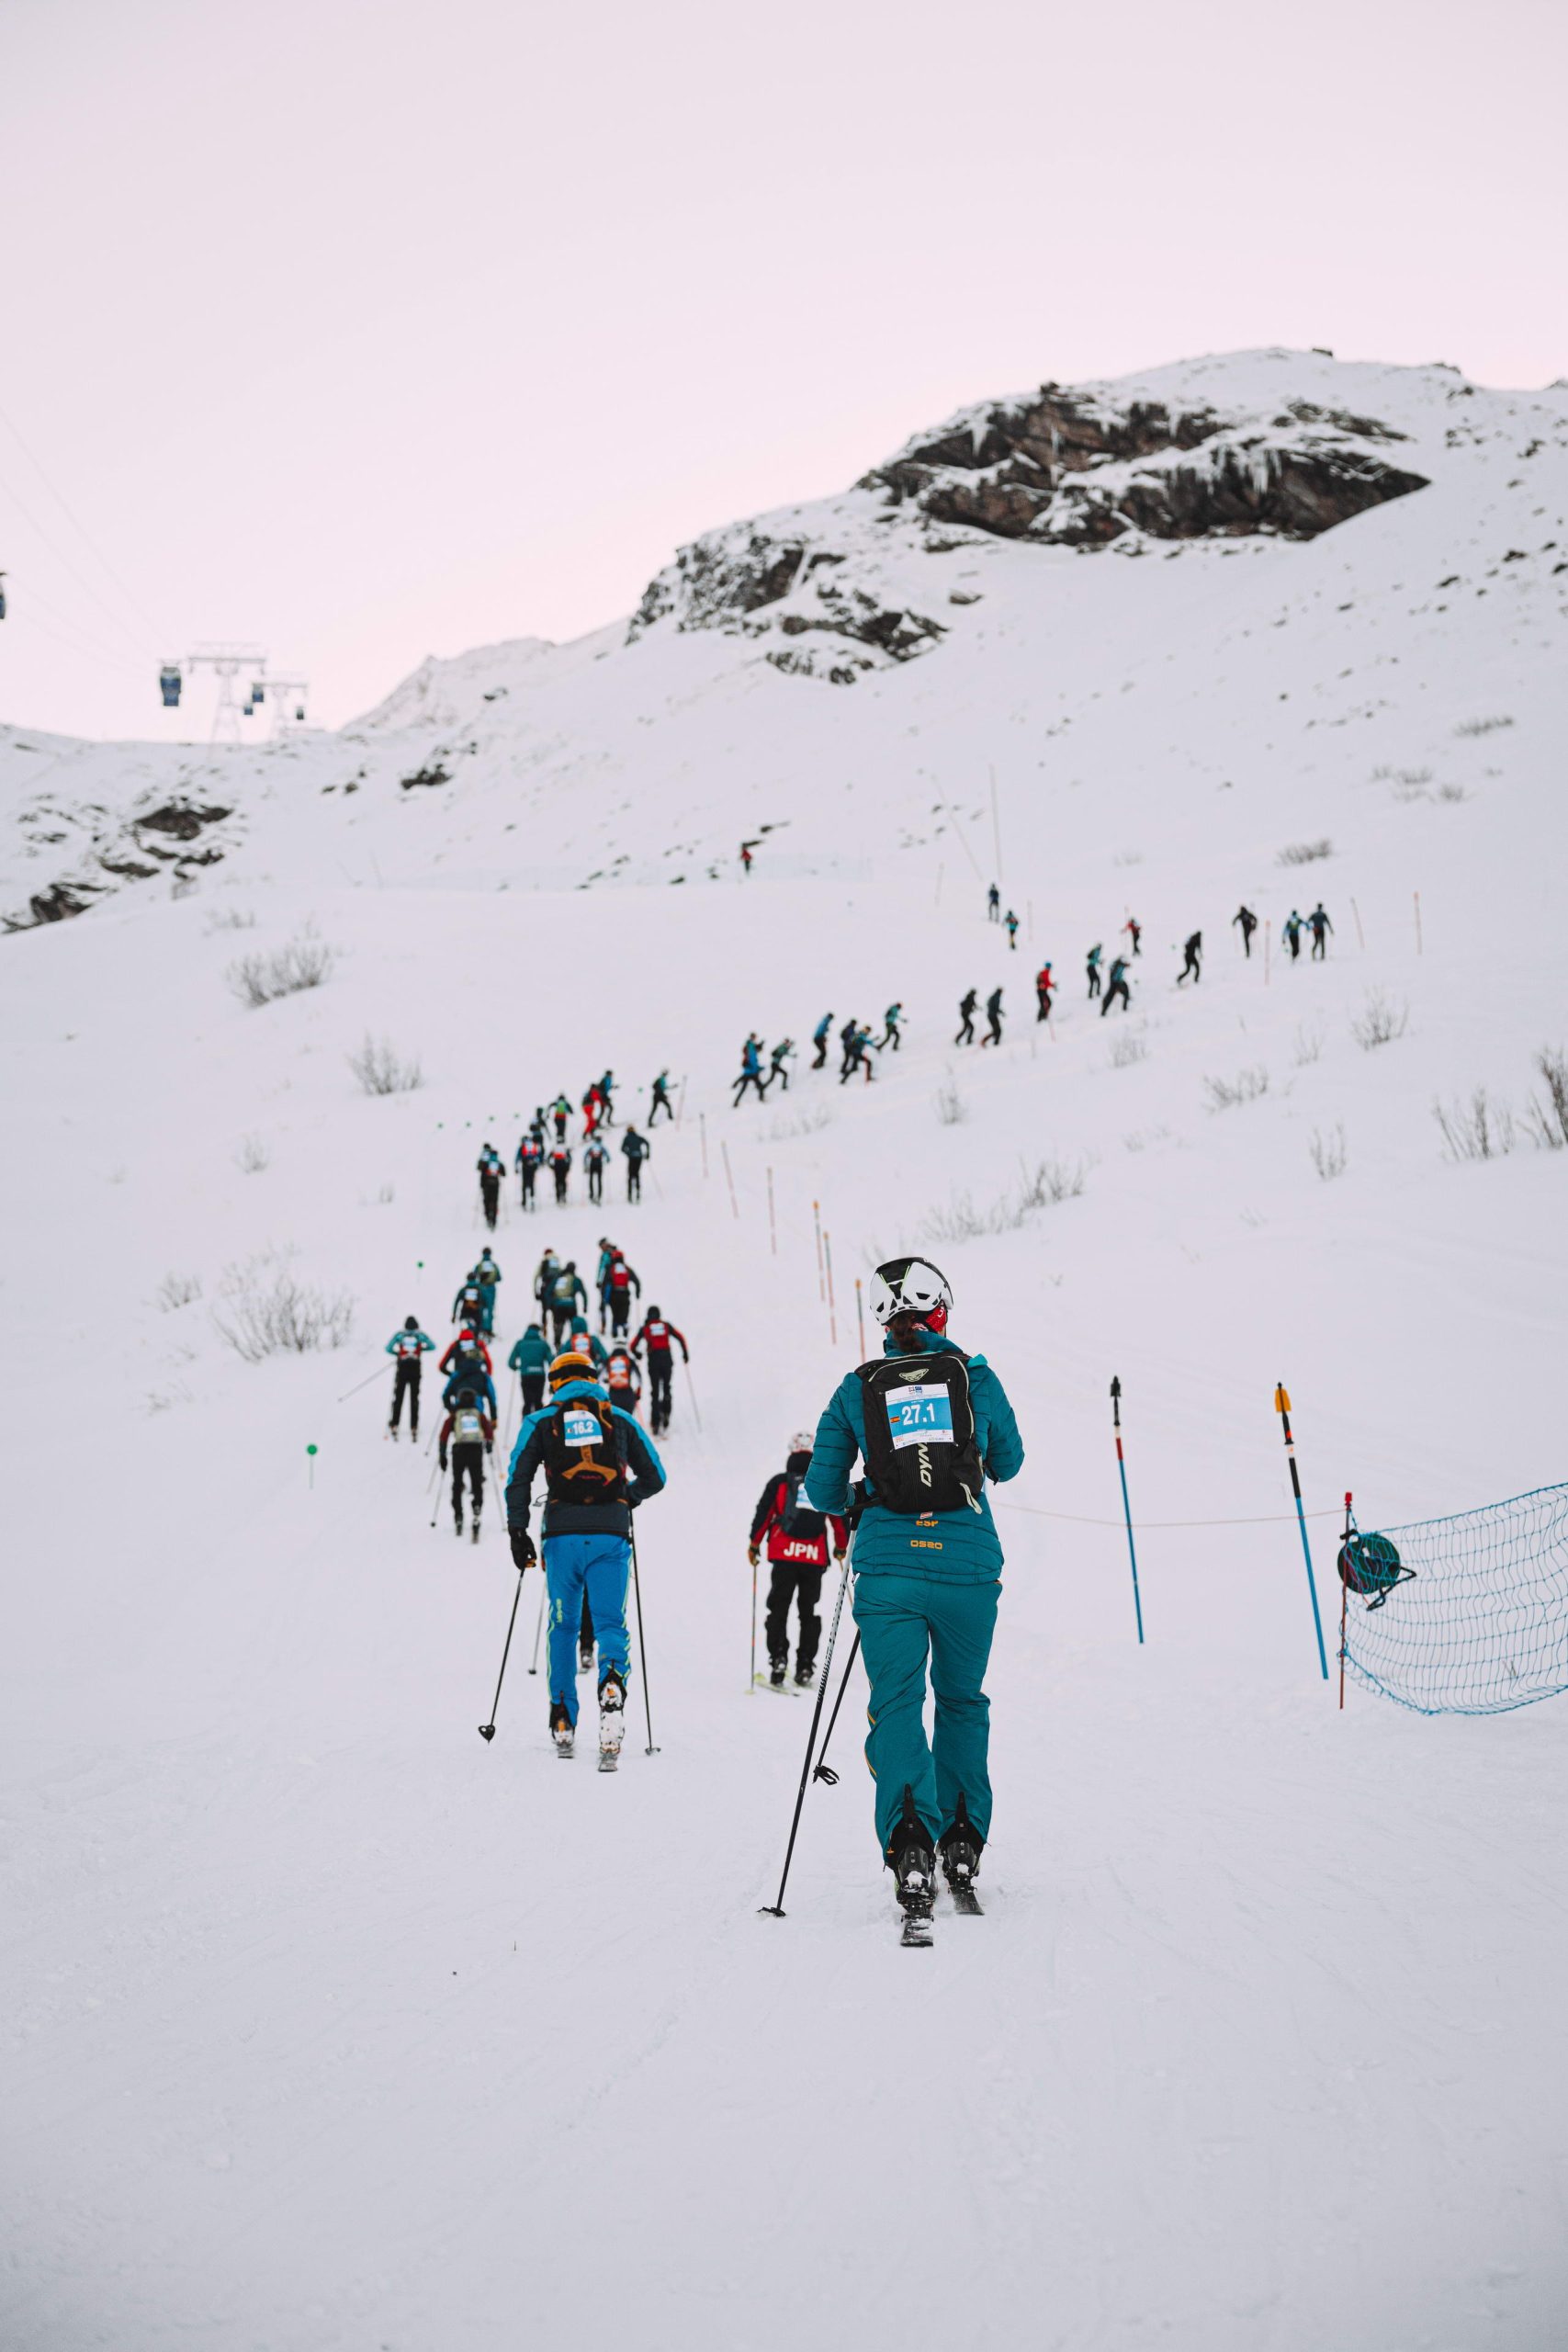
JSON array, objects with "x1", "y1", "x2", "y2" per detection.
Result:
[
  {"x1": 1340, "y1": 1481, "x2": 1568, "y2": 1716},
  {"x1": 996, "y1": 1499, "x2": 1341, "y2": 1531}
]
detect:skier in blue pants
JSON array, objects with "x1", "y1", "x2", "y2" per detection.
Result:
[
  {"x1": 805, "y1": 1256, "x2": 1023, "y2": 1928},
  {"x1": 505, "y1": 1349, "x2": 666, "y2": 1760}
]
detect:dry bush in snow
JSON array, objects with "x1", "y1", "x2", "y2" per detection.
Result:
[
  {"x1": 1350, "y1": 990, "x2": 1409, "y2": 1049},
  {"x1": 1016, "y1": 1156, "x2": 1088, "y2": 1208},
  {"x1": 1310, "y1": 1125, "x2": 1348, "y2": 1182},
  {"x1": 1203, "y1": 1066, "x2": 1269, "y2": 1111},
  {"x1": 227, "y1": 926, "x2": 335, "y2": 1009},
  {"x1": 347, "y1": 1035, "x2": 423, "y2": 1096},
  {"x1": 933, "y1": 1077, "x2": 968, "y2": 1125},
  {"x1": 206, "y1": 907, "x2": 257, "y2": 933},
  {"x1": 1522, "y1": 1046, "x2": 1568, "y2": 1150},
  {"x1": 1434, "y1": 1090, "x2": 1515, "y2": 1164},
  {"x1": 768, "y1": 1101, "x2": 833, "y2": 1139},
  {"x1": 1107, "y1": 1028, "x2": 1148, "y2": 1069},
  {"x1": 1278, "y1": 839, "x2": 1333, "y2": 866},
  {"x1": 921, "y1": 1156, "x2": 1085, "y2": 1240},
  {"x1": 1454, "y1": 715, "x2": 1513, "y2": 738},
  {"x1": 154, "y1": 1271, "x2": 203, "y2": 1311},
  {"x1": 1292, "y1": 1020, "x2": 1326, "y2": 1067},
  {"x1": 234, "y1": 1132, "x2": 272, "y2": 1173},
  {"x1": 211, "y1": 1251, "x2": 354, "y2": 1363}
]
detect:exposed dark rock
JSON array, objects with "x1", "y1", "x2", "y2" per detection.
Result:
[
  {"x1": 26, "y1": 881, "x2": 101, "y2": 925},
  {"x1": 400, "y1": 763, "x2": 451, "y2": 791},
  {"x1": 136, "y1": 800, "x2": 232, "y2": 840}
]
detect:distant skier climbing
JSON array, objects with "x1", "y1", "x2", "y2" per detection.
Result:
[
  {"x1": 1233, "y1": 904, "x2": 1258, "y2": 957},
  {"x1": 811, "y1": 1012, "x2": 834, "y2": 1069},
  {"x1": 507, "y1": 1322, "x2": 551, "y2": 1415},
  {"x1": 1283, "y1": 910, "x2": 1304, "y2": 961},
  {"x1": 621, "y1": 1124, "x2": 650, "y2": 1201},
  {"x1": 749, "y1": 1431, "x2": 849, "y2": 1689},
  {"x1": 1004, "y1": 910, "x2": 1019, "y2": 951},
  {"x1": 386, "y1": 1316, "x2": 434, "y2": 1440},
  {"x1": 1122, "y1": 915, "x2": 1142, "y2": 957},
  {"x1": 1101, "y1": 956, "x2": 1132, "y2": 1015},
  {"x1": 734, "y1": 1034, "x2": 767, "y2": 1107},
  {"x1": 955, "y1": 989, "x2": 977, "y2": 1046},
  {"x1": 649, "y1": 1069, "x2": 675, "y2": 1125},
  {"x1": 477, "y1": 1144, "x2": 504, "y2": 1229},
  {"x1": 1307, "y1": 902, "x2": 1333, "y2": 960},
  {"x1": 1087, "y1": 944, "x2": 1102, "y2": 1000},
  {"x1": 1177, "y1": 931, "x2": 1202, "y2": 986},
  {"x1": 631, "y1": 1306, "x2": 689, "y2": 1436},
  {"x1": 439, "y1": 1387, "x2": 494, "y2": 1544},
  {"x1": 1035, "y1": 961, "x2": 1055, "y2": 1023},
  {"x1": 980, "y1": 986, "x2": 1004, "y2": 1047},
  {"x1": 767, "y1": 1037, "x2": 795, "y2": 1092},
  {"x1": 987, "y1": 883, "x2": 1000, "y2": 922},
  {"x1": 878, "y1": 1002, "x2": 903, "y2": 1051}
]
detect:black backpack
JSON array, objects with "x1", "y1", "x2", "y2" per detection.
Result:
[
  {"x1": 779, "y1": 1469, "x2": 826, "y2": 1543},
  {"x1": 856, "y1": 1351, "x2": 984, "y2": 1516},
  {"x1": 540, "y1": 1393, "x2": 628, "y2": 1508}
]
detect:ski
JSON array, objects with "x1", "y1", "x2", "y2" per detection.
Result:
[
  {"x1": 753, "y1": 1674, "x2": 800, "y2": 1698},
  {"x1": 899, "y1": 1901, "x2": 934, "y2": 1949},
  {"x1": 597, "y1": 1746, "x2": 619, "y2": 1773},
  {"x1": 555, "y1": 1736, "x2": 575, "y2": 1759},
  {"x1": 947, "y1": 1881, "x2": 984, "y2": 1917}
]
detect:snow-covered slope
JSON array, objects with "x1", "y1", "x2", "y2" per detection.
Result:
[{"x1": 3, "y1": 349, "x2": 1567, "y2": 2349}]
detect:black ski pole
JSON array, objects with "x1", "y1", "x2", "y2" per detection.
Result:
[
  {"x1": 630, "y1": 1527, "x2": 659, "y2": 1754},
  {"x1": 479, "y1": 1567, "x2": 525, "y2": 1740},
  {"x1": 761, "y1": 1533, "x2": 855, "y2": 1917},
  {"x1": 810, "y1": 1629, "x2": 862, "y2": 1785}
]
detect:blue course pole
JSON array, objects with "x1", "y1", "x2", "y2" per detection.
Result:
[
  {"x1": 1109, "y1": 1377, "x2": 1145, "y2": 1644},
  {"x1": 1275, "y1": 1384, "x2": 1328, "y2": 1679}
]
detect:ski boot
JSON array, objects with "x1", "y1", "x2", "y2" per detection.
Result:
[
  {"x1": 549, "y1": 1700, "x2": 575, "y2": 1758},
  {"x1": 768, "y1": 1658, "x2": 788, "y2": 1690},
  {"x1": 598, "y1": 1668, "x2": 626, "y2": 1771},
  {"x1": 939, "y1": 1792, "x2": 985, "y2": 1916},
  {"x1": 453, "y1": 1516, "x2": 464, "y2": 1539},
  {"x1": 886, "y1": 1786, "x2": 937, "y2": 1947},
  {"x1": 389, "y1": 1424, "x2": 399, "y2": 1442},
  {"x1": 794, "y1": 1659, "x2": 816, "y2": 1690},
  {"x1": 471, "y1": 1517, "x2": 482, "y2": 1544},
  {"x1": 579, "y1": 1639, "x2": 595, "y2": 1675}
]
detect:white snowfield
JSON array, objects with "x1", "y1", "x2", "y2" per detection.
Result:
[{"x1": 3, "y1": 347, "x2": 1567, "y2": 2349}]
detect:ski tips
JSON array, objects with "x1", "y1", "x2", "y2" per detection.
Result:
[{"x1": 477, "y1": 1724, "x2": 496, "y2": 1742}]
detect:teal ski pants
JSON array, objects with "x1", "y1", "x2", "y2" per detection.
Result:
[{"x1": 852, "y1": 1573, "x2": 1000, "y2": 1855}]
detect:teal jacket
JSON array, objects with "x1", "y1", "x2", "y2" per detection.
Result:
[
  {"x1": 507, "y1": 1327, "x2": 552, "y2": 1374},
  {"x1": 386, "y1": 1329, "x2": 434, "y2": 1356},
  {"x1": 805, "y1": 1329, "x2": 1023, "y2": 1583}
]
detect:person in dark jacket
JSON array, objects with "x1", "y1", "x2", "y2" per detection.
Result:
[
  {"x1": 979, "y1": 986, "x2": 1004, "y2": 1046},
  {"x1": 1232, "y1": 904, "x2": 1258, "y2": 958},
  {"x1": 505, "y1": 1351, "x2": 666, "y2": 1757},
  {"x1": 955, "y1": 989, "x2": 977, "y2": 1046},
  {"x1": 1100, "y1": 956, "x2": 1132, "y2": 1015},
  {"x1": 547, "y1": 1142, "x2": 572, "y2": 1204},
  {"x1": 385, "y1": 1316, "x2": 434, "y2": 1439},
  {"x1": 477, "y1": 1145, "x2": 504, "y2": 1229},
  {"x1": 804, "y1": 1256, "x2": 1023, "y2": 1922},
  {"x1": 749, "y1": 1433, "x2": 849, "y2": 1688},
  {"x1": 507, "y1": 1322, "x2": 551, "y2": 1415},
  {"x1": 811, "y1": 1012, "x2": 833, "y2": 1069},
  {"x1": 621, "y1": 1125, "x2": 650, "y2": 1201},
  {"x1": 439, "y1": 1387, "x2": 494, "y2": 1542},
  {"x1": 1177, "y1": 931, "x2": 1202, "y2": 985},
  {"x1": 1307, "y1": 902, "x2": 1333, "y2": 960}
]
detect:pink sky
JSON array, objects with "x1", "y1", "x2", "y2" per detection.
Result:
[{"x1": 2, "y1": 0, "x2": 1563, "y2": 741}]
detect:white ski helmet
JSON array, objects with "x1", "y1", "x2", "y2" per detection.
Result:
[
  {"x1": 867, "y1": 1256, "x2": 953, "y2": 1329},
  {"x1": 788, "y1": 1430, "x2": 815, "y2": 1456}
]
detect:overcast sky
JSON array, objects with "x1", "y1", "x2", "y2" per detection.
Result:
[{"x1": 2, "y1": 0, "x2": 1563, "y2": 743}]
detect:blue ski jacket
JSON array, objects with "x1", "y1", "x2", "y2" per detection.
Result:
[
  {"x1": 505, "y1": 1377, "x2": 666, "y2": 1538},
  {"x1": 443, "y1": 1367, "x2": 497, "y2": 1416},
  {"x1": 805, "y1": 1328, "x2": 1024, "y2": 1584},
  {"x1": 507, "y1": 1327, "x2": 551, "y2": 1375}
]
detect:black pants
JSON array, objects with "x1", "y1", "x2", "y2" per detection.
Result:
[
  {"x1": 1088, "y1": 967, "x2": 1101, "y2": 998},
  {"x1": 610, "y1": 1296, "x2": 630, "y2": 1335},
  {"x1": 650, "y1": 1094, "x2": 673, "y2": 1123},
  {"x1": 552, "y1": 1170, "x2": 569, "y2": 1201},
  {"x1": 449, "y1": 1443, "x2": 484, "y2": 1525},
  {"x1": 766, "y1": 1562, "x2": 824, "y2": 1668},
  {"x1": 1101, "y1": 978, "x2": 1130, "y2": 1015},
  {"x1": 1288, "y1": 935, "x2": 1302, "y2": 960},
  {"x1": 771, "y1": 1065, "x2": 789, "y2": 1091},
  {"x1": 626, "y1": 1163, "x2": 642, "y2": 1199},
  {"x1": 480, "y1": 1178, "x2": 500, "y2": 1229},
  {"x1": 1311, "y1": 932, "x2": 1326, "y2": 960},
  {"x1": 878, "y1": 1028, "x2": 900, "y2": 1050},
  {"x1": 1036, "y1": 990, "x2": 1052, "y2": 1022},
  {"x1": 1178, "y1": 952, "x2": 1201, "y2": 985},
  {"x1": 648, "y1": 1356, "x2": 673, "y2": 1430},
  {"x1": 812, "y1": 1038, "x2": 828, "y2": 1067},
  {"x1": 955, "y1": 1013, "x2": 975, "y2": 1044},
  {"x1": 981, "y1": 1015, "x2": 1002, "y2": 1046},
  {"x1": 521, "y1": 1169, "x2": 536, "y2": 1206},
  {"x1": 521, "y1": 1373, "x2": 546, "y2": 1412},
  {"x1": 733, "y1": 1073, "x2": 766, "y2": 1105},
  {"x1": 390, "y1": 1361, "x2": 421, "y2": 1432},
  {"x1": 588, "y1": 1162, "x2": 604, "y2": 1201},
  {"x1": 548, "y1": 1306, "x2": 572, "y2": 1347},
  {"x1": 1239, "y1": 926, "x2": 1254, "y2": 958}
]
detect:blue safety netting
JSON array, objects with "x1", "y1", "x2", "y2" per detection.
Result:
[{"x1": 1340, "y1": 1482, "x2": 1568, "y2": 1714}]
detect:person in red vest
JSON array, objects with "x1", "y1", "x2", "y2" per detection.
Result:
[
  {"x1": 1034, "y1": 960, "x2": 1055, "y2": 1023},
  {"x1": 603, "y1": 1341, "x2": 643, "y2": 1419},
  {"x1": 748, "y1": 1431, "x2": 849, "y2": 1689},
  {"x1": 630, "y1": 1306, "x2": 689, "y2": 1436}
]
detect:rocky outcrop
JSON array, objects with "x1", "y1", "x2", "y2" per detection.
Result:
[
  {"x1": 863, "y1": 384, "x2": 1427, "y2": 548},
  {"x1": 626, "y1": 377, "x2": 1429, "y2": 683},
  {"x1": 4, "y1": 791, "x2": 238, "y2": 932}
]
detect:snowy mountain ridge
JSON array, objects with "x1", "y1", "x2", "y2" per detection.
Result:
[{"x1": 4, "y1": 345, "x2": 1565, "y2": 929}]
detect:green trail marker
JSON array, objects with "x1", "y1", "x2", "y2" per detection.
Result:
[{"x1": 307, "y1": 1442, "x2": 319, "y2": 1489}]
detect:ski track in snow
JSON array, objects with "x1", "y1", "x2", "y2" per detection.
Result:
[{"x1": 4, "y1": 347, "x2": 1568, "y2": 2346}]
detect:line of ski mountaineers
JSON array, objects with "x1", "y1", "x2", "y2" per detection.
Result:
[
  {"x1": 389, "y1": 1230, "x2": 1018, "y2": 1930},
  {"x1": 730, "y1": 892, "x2": 1337, "y2": 1095},
  {"x1": 469, "y1": 1068, "x2": 687, "y2": 1227}
]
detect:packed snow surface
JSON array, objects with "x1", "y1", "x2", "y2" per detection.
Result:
[{"x1": 3, "y1": 349, "x2": 1566, "y2": 2348}]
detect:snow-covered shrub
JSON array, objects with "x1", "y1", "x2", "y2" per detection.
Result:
[
  {"x1": 1292, "y1": 1020, "x2": 1326, "y2": 1067},
  {"x1": 1436, "y1": 783, "x2": 1470, "y2": 803},
  {"x1": 1203, "y1": 1066, "x2": 1269, "y2": 1110},
  {"x1": 1434, "y1": 1090, "x2": 1515, "y2": 1163},
  {"x1": 347, "y1": 1035, "x2": 423, "y2": 1095},
  {"x1": 920, "y1": 1157, "x2": 1085, "y2": 1239},
  {"x1": 933, "y1": 1077, "x2": 967, "y2": 1125},
  {"x1": 227, "y1": 926, "x2": 335, "y2": 1008},
  {"x1": 1350, "y1": 989, "x2": 1409, "y2": 1049},
  {"x1": 154, "y1": 1271, "x2": 202, "y2": 1311},
  {"x1": 1523, "y1": 1046, "x2": 1568, "y2": 1149},
  {"x1": 1278, "y1": 839, "x2": 1333, "y2": 865},
  {"x1": 234, "y1": 1132, "x2": 272, "y2": 1173},
  {"x1": 1107, "y1": 1028, "x2": 1147, "y2": 1069},
  {"x1": 206, "y1": 907, "x2": 256, "y2": 932},
  {"x1": 1310, "y1": 1125, "x2": 1348, "y2": 1181},
  {"x1": 1016, "y1": 1156, "x2": 1088, "y2": 1208},
  {"x1": 212, "y1": 1250, "x2": 354, "y2": 1363},
  {"x1": 1454, "y1": 714, "x2": 1513, "y2": 738}
]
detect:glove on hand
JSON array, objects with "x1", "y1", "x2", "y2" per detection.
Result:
[
  {"x1": 747, "y1": 1544, "x2": 760, "y2": 1567},
  {"x1": 509, "y1": 1530, "x2": 536, "y2": 1571}
]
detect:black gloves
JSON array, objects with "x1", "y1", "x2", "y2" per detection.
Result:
[{"x1": 509, "y1": 1530, "x2": 536, "y2": 1571}]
